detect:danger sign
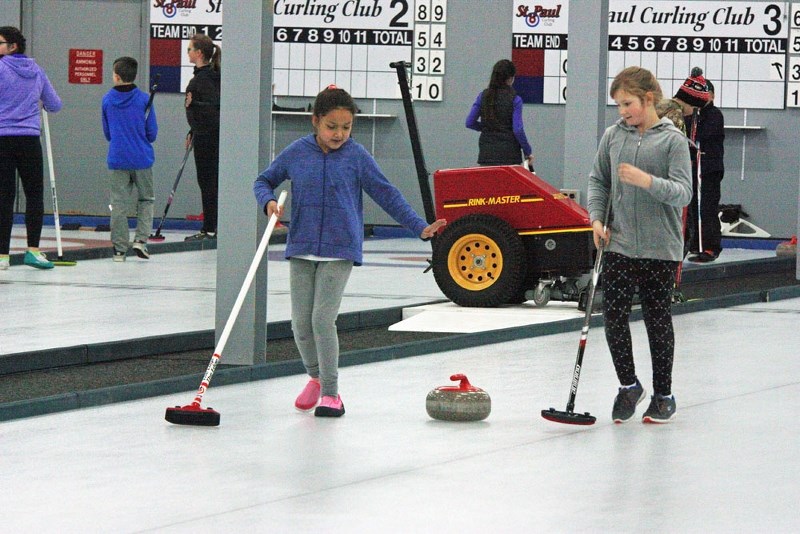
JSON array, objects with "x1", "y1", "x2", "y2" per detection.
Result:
[{"x1": 69, "y1": 49, "x2": 103, "y2": 84}]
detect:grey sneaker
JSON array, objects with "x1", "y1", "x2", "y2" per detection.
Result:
[
  {"x1": 132, "y1": 240, "x2": 150, "y2": 259},
  {"x1": 113, "y1": 250, "x2": 126, "y2": 262},
  {"x1": 612, "y1": 379, "x2": 646, "y2": 423},
  {"x1": 642, "y1": 394, "x2": 677, "y2": 423}
]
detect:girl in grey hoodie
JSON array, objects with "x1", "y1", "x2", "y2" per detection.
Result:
[{"x1": 587, "y1": 66, "x2": 692, "y2": 424}]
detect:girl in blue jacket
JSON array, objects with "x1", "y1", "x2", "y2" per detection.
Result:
[{"x1": 254, "y1": 86, "x2": 446, "y2": 417}]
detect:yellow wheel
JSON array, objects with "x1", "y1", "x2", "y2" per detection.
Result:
[
  {"x1": 432, "y1": 214, "x2": 526, "y2": 307},
  {"x1": 447, "y1": 233, "x2": 504, "y2": 291}
]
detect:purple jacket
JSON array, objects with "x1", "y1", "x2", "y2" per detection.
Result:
[{"x1": 0, "y1": 53, "x2": 62, "y2": 136}]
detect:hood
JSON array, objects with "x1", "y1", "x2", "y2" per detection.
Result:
[
  {"x1": 614, "y1": 116, "x2": 681, "y2": 136},
  {"x1": 299, "y1": 133, "x2": 353, "y2": 154},
  {"x1": 0, "y1": 54, "x2": 39, "y2": 79},
  {"x1": 107, "y1": 84, "x2": 140, "y2": 108}
]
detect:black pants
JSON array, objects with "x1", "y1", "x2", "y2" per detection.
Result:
[
  {"x1": 687, "y1": 170, "x2": 723, "y2": 255},
  {"x1": 0, "y1": 136, "x2": 45, "y2": 255},
  {"x1": 192, "y1": 131, "x2": 219, "y2": 233},
  {"x1": 602, "y1": 252, "x2": 678, "y2": 396}
]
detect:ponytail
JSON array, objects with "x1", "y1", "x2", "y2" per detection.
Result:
[{"x1": 190, "y1": 33, "x2": 221, "y2": 72}]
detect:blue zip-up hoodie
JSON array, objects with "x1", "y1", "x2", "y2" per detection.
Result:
[
  {"x1": 254, "y1": 135, "x2": 428, "y2": 265},
  {"x1": 101, "y1": 84, "x2": 157, "y2": 170},
  {"x1": 587, "y1": 117, "x2": 692, "y2": 262},
  {"x1": 0, "y1": 53, "x2": 61, "y2": 136}
]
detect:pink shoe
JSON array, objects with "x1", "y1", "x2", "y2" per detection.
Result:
[
  {"x1": 294, "y1": 378, "x2": 321, "y2": 411},
  {"x1": 314, "y1": 395, "x2": 345, "y2": 417}
]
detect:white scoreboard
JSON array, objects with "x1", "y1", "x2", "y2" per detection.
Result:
[
  {"x1": 788, "y1": 2, "x2": 800, "y2": 106},
  {"x1": 272, "y1": 0, "x2": 447, "y2": 101},
  {"x1": 608, "y1": 0, "x2": 789, "y2": 109}
]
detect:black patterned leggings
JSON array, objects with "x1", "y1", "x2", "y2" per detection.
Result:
[{"x1": 602, "y1": 252, "x2": 678, "y2": 396}]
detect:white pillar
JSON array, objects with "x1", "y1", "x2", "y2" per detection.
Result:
[
  {"x1": 215, "y1": 3, "x2": 274, "y2": 364},
  {"x1": 562, "y1": 0, "x2": 609, "y2": 202}
]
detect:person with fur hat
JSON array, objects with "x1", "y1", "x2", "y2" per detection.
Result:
[{"x1": 674, "y1": 67, "x2": 725, "y2": 262}]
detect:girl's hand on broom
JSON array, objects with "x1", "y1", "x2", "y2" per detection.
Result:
[
  {"x1": 592, "y1": 220, "x2": 610, "y2": 249},
  {"x1": 265, "y1": 199, "x2": 284, "y2": 219}
]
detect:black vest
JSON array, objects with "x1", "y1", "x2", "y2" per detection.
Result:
[{"x1": 477, "y1": 87, "x2": 522, "y2": 165}]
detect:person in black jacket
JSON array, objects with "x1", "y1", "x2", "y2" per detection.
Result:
[
  {"x1": 674, "y1": 67, "x2": 725, "y2": 262},
  {"x1": 184, "y1": 33, "x2": 221, "y2": 241},
  {"x1": 465, "y1": 59, "x2": 534, "y2": 168}
]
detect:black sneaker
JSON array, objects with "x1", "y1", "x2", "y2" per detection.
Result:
[
  {"x1": 132, "y1": 240, "x2": 150, "y2": 259},
  {"x1": 612, "y1": 379, "x2": 646, "y2": 423},
  {"x1": 688, "y1": 250, "x2": 719, "y2": 263},
  {"x1": 642, "y1": 394, "x2": 677, "y2": 423},
  {"x1": 184, "y1": 230, "x2": 217, "y2": 242}
]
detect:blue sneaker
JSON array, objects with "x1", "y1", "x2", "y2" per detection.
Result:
[
  {"x1": 642, "y1": 394, "x2": 677, "y2": 423},
  {"x1": 24, "y1": 250, "x2": 54, "y2": 270}
]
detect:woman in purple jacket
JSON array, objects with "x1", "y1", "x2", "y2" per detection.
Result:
[
  {"x1": 465, "y1": 59, "x2": 534, "y2": 168},
  {"x1": 0, "y1": 26, "x2": 62, "y2": 270},
  {"x1": 254, "y1": 86, "x2": 446, "y2": 417}
]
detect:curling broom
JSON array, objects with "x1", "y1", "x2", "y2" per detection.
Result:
[{"x1": 165, "y1": 190, "x2": 287, "y2": 426}]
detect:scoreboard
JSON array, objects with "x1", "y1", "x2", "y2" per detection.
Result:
[
  {"x1": 512, "y1": 3, "x2": 569, "y2": 104},
  {"x1": 608, "y1": 0, "x2": 789, "y2": 109},
  {"x1": 510, "y1": 0, "x2": 793, "y2": 109},
  {"x1": 272, "y1": 0, "x2": 447, "y2": 101},
  {"x1": 149, "y1": 1, "x2": 223, "y2": 94}
]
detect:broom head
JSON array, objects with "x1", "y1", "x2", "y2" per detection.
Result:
[
  {"x1": 541, "y1": 407, "x2": 596, "y2": 425},
  {"x1": 165, "y1": 403, "x2": 220, "y2": 426}
]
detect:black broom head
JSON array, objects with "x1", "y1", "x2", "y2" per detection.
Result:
[
  {"x1": 541, "y1": 408, "x2": 596, "y2": 425},
  {"x1": 165, "y1": 405, "x2": 220, "y2": 426}
]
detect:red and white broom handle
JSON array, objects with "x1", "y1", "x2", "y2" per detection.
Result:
[{"x1": 191, "y1": 190, "x2": 288, "y2": 406}]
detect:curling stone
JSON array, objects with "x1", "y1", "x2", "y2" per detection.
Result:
[
  {"x1": 426, "y1": 374, "x2": 491, "y2": 422},
  {"x1": 776, "y1": 236, "x2": 797, "y2": 257}
]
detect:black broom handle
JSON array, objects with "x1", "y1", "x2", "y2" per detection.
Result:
[
  {"x1": 145, "y1": 73, "x2": 161, "y2": 118},
  {"x1": 390, "y1": 61, "x2": 436, "y2": 224}
]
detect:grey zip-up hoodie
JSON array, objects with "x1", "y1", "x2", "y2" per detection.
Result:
[{"x1": 587, "y1": 117, "x2": 692, "y2": 262}]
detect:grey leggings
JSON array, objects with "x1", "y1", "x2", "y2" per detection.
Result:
[{"x1": 290, "y1": 258, "x2": 353, "y2": 397}]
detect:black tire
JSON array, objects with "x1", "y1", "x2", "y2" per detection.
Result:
[
  {"x1": 432, "y1": 214, "x2": 526, "y2": 307},
  {"x1": 532, "y1": 284, "x2": 551, "y2": 307}
]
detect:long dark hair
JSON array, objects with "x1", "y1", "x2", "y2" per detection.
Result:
[
  {"x1": 0, "y1": 26, "x2": 26, "y2": 54},
  {"x1": 190, "y1": 33, "x2": 221, "y2": 72},
  {"x1": 481, "y1": 59, "x2": 516, "y2": 126}
]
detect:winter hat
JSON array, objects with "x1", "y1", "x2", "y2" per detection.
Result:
[{"x1": 674, "y1": 67, "x2": 710, "y2": 107}]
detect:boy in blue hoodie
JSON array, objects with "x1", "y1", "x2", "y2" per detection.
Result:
[{"x1": 102, "y1": 56, "x2": 158, "y2": 262}]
